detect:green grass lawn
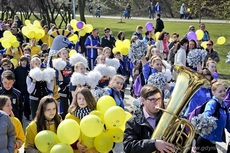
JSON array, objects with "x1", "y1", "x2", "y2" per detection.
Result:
[{"x1": 83, "y1": 17, "x2": 230, "y2": 82}]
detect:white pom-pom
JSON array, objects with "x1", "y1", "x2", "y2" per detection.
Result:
[
  {"x1": 91, "y1": 88, "x2": 109, "y2": 101},
  {"x1": 94, "y1": 64, "x2": 108, "y2": 76},
  {"x1": 86, "y1": 70, "x2": 102, "y2": 88},
  {"x1": 29, "y1": 67, "x2": 43, "y2": 81},
  {"x1": 43, "y1": 68, "x2": 56, "y2": 83},
  {"x1": 106, "y1": 58, "x2": 120, "y2": 70},
  {"x1": 69, "y1": 53, "x2": 88, "y2": 67},
  {"x1": 107, "y1": 66, "x2": 117, "y2": 78},
  {"x1": 53, "y1": 58, "x2": 67, "y2": 70},
  {"x1": 162, "y1": 69, "x2": 172, "y2": 82},
  {"x1": 71, "y1": 72, "x2": 86, "y2": 86},
  {"x1": 147, "y1": 72, "x2": 167, "y2": 90}
]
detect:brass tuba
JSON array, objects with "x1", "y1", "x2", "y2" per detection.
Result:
[{"x1": 152, "y1": 65, "x2": 210, "y2": 153}]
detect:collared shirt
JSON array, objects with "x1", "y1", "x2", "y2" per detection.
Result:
[{"x1": 143, "y1": 108, "x2": 157, "y2": 129}]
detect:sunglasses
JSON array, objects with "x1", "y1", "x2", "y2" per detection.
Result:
[{"x1": 207, "y1": 44, "x2": 213, "y2": 46}]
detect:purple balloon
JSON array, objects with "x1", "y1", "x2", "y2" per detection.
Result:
[
  {"x1": 187, "y1": 32, "x2": 197, "y2": 41},
  {"x1": 145, "y1": 22, "x2": 153, "y2": 31},
  {"x1": 76, "y1": 21, "x2": 84, "y2": 29},
  {"x1": 213, "y1": 72, "x2": 218, "y2": 79}
]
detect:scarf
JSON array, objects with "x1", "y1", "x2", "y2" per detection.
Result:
[{"x1": 75, "y1": 107, "x2": 91, "y2": 119}]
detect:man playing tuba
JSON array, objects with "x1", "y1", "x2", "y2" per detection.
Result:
[{"x1": 123, "y1": 85, "x2": 175, "y2": 153}]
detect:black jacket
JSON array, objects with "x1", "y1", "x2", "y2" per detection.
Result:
[
  {"x1": 14, "y1": 66, "x2": 30, "y2": 93},
  {"x1": 101, "y1": 35, "x2": 116, "y2": 49},
  {"x1": 0, "y1": 87, "x2": 23, "y2": 122},
  {"x1": 155, "y1": 18, "x2": 164, "y2": 33},
  {"x1": 123, "y1": 107, "x2": 162, "y2": 153}
]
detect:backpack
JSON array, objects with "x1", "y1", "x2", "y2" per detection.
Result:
[
  {"x1": 133, "y1": 72, "x2": 146, "y2": 97},
  {"x1": 187, "y1": 99, "x2": 221, "y2": 122},
  {"x1": 224, "y1": 87, "x2": 230, "y2": 107}
]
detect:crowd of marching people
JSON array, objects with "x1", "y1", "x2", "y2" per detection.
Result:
[{"x1": 0, "y1": 14, "x2": 230, "y2": 153}]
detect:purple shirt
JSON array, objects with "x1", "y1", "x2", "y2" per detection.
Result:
[{"x1": 143, "y1": 108, "x2": 157, "y2": 129}]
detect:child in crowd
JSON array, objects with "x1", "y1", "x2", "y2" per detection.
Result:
[
  {"x1": 25, "y1": 38, "x2": 42, "y2": 56},
  {"x1": 114, "y1": 51, "x2": 127, "y2": 99},
  {"x1": 41, "y1": 53, "x2": 49, "y2": 68},
  {"x1": 57, "y1": 48, "x2": 73, "y2": 119},
  {"x1": 206, "y1": 59, "x2": 218, "y2": 80},
  {"x1": 0, "y1": 70, "x2": 23, "y2": 122},
  {"x1": 196, "y1": 81, "x2": 230, "y2": 153},
  {"x1": 96, "y1": 55, "x2": 110, "y2": 88},
  {"x1": 0, "y1": 95, "x2": 25, "y2": 153},
  {"x1": 0, "y1": 110, "x2": 15, "y2": 153},
  {"x1": 26, "y1": 57, "x2": 54, "y2": 119},
  {"x1": 69, "y1": 62, "x2": 87, "y2": 97},
  {"x1": 106, "y1": 75, "x2": 125, "y2": 109},
  {"x1": 41, "y1": 43, "x2": 50, "y2": 55},
  {"x1": 97, "y1": 47, "x2": 103, "y2": 56},
  {"x1": 0, "y1": 58, "x2": 14, "y2": 77},
  {"x1": 66, "y1": 87, "x2": 97, "y2": 152},
  {"x1": 103, "y1": 47, "x2": 111, "y2": 58},
  {"x1": 14, "y1": 55, "x2": 31, "y2": 120},
  {"x1": 24, "y1": 96, "x2": 62, "y2": 152},
  {"x1": 23, "y1": 47, "x2": 31, "y2": 56}
]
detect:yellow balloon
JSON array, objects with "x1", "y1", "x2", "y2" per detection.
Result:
[
  {"x1": 155, "y1": 32, "x2": 160, "y2": 41},
  {"x1": 85, "y1": 24, "x2": 93, "y2": 33},
  {"x1": 80, "y1": 134, "x2": 95, "y2": 148},
  {"x1": 33, "y1": 20, "x2": 41, "y2": 27},
  {"x1": 79, "y1": 30, "x2": 86, "y2": 36},
  {"x1": 25, "y1": 19, "x2": 31, "y2": 26},
  {"x1": 106, "y1": 128, "x2": 124, "y2": 142},
  {"x1": 69, "y1": 49, "x2": 76, "y2": 57},
  {"x1": 35, "y1": 32, "x2": 43, "y2": 40},
  {"x1": 50, "y1": 143, "x2": 73, "y2": 153},
  {"x1": 80, "y1": 114, "x2": 104, "y2": 137},
  {"x1": 187, "y1": 8, "x2": 190, "y2": 12},
  {"x1": 97, "y1": 95, "x2": 116, "y2": 114},
  {"x1": 152, "y1": 35, "x2": 156, "y2": 41},
  {"x1": 201, "y1": 41, "x2": 208, "y2": 49},
  {"x1": 69, "y1": 34, "x2": 79, "y2": 42},
  {"x1": 57, "y1": 119, "x2": 80, "y2": 144},
  {"x1": 70, "y1": 19, "x2": 78, "y2": 28},
  {"x1": 3, "y1": 31, "x2": 12, "y2": 38},
  {"x1": 90, "y1": 110, "x2": 104, "y2": 122},
  {"x1": 123, "y1": 39, "x2": 131, "y2": 49},
  {"x1": 115, "y1": 40, "x2": 123, "y2": 50},
  {"x1": 94, "y1": 132, "x2": 113, "y2": 153},
  {"x1": 9, "y1": 35, "x2": 17, "y2": 43},
  {"x1": 112, "y1": 47, "x2": 118, "y2": 53},
  {"x1": 35, "y1": 130, "x2": 59, "y2": 153},
  {"x1": 11, "y1": 41, "x2": 20, "y2": 48},
  {"x1": 120, "y1": 47, "x2": 129, "y2": 55},
  {"x1": 196, "y1": 30, "x2": 204, "y2": 41},
  {"x1": 28, "y1": 31, "x2": 35, "y2": 38},
  {"x1": 217, "y1": 36, "x2": 226, "y2": 45},
  {"x1": 2, "y1": 39, "x2": 11, "y2": 48},
  {"x1": 104, "y1": 106, "x2": 125, "y2": 129},
  {"x1": 21, "y1": 26, "x2": 29, "y2": 36},
  {"x1": 38, "y1": 29, "x2": 45, "y2": 37}
]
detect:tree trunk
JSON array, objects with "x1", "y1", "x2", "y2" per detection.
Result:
[{"x1": 78, "y1": 0, "x2": 86, "y2": 23}]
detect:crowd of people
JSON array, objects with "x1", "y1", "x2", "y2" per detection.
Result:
[{"x1": 0, "y1": 12, "x2": 229, "y2": 153}]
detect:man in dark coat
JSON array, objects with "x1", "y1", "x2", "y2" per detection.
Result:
[
  {"x1": 123, "y1": 85, "x2": 174, "y2": 153},
  {"x1": 155, "y1": 14, "x2": 164, "y2": 33}
]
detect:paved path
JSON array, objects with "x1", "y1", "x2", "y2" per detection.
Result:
[{"x1": 79, "y1": 14, "x2": 230, "y2": 23}]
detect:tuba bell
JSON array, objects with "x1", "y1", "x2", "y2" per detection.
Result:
[{"x1": 152, "y1": 65, "x2": 210, "y2": 153}]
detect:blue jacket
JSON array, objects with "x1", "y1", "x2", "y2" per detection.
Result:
[
  {"x1": 184, "y1": 87, "x2": 212, "y2": 117},
  {"x1": 143, "y1": 37, "x2": 155, "y2": 45},
  {"x1": 106, "y1": 87, "x2": 124, "y2": 109},
  {"x1": 84, "y1": 35, "x2": 100, "y2": 59},
  {"x1": 132, "y1": 32, "x2": 143, "y2": 40},
  {"x1": 142, "y1": 62, "x2": 157, "y2": 81},
  {"x1": 202, "y1": 96, "x2": 230, "y2": 142}
]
